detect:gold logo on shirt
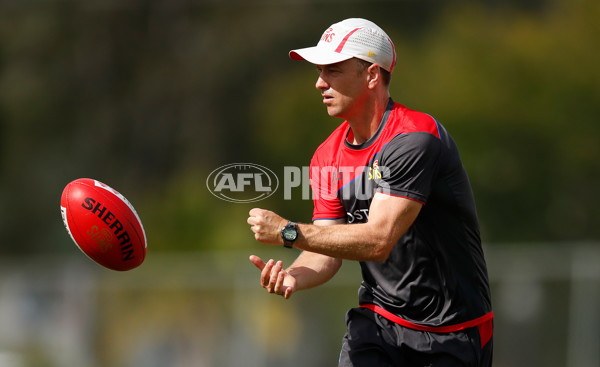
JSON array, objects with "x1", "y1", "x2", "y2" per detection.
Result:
[{"x1": 368, "y1": 160, "x2": 382, "y2": 180}]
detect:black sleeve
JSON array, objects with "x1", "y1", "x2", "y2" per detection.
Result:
[{"x1": 375, "y1": 132, "x2": 441, "y2": 204}]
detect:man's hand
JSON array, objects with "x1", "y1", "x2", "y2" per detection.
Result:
[
  {"x1": 247, "y1": 208, "x2": 288, "y2": 245},
  {"x1": 249, "y1": 255, "x2": 297, "y2": 299}
]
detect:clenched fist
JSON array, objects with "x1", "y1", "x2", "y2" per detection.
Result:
[{"x1": 247, "y1": 208, "x2": 288, "y2": 245}]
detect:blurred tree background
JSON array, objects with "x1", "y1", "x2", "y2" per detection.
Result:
[
  {"x1": 1, "y1": 1, "x2": 599, "y2": 366},
  {"x1": 0, "y1": 0, "x2": 598, "y2": 250}
]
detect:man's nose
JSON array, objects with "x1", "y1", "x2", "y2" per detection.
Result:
[{"x1": 315, "y1": 75, "x2": 328, "y2": 91}]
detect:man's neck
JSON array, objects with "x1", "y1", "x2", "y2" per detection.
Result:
[{"x1": 347, "y1": 96, "x2": 390, "y2": 145}]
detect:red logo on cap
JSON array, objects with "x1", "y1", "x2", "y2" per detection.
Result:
[{"x1": 321, "y1": 28, "x2": 335, "y2": 43}]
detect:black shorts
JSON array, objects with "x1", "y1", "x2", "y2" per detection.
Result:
[{"x1": 338, "y1": 307, "x2": 493, "y2": 367}]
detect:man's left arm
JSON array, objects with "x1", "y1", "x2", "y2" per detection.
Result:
[{"x1": 248, "y1": 193, "x2": 422, "y2": 262}]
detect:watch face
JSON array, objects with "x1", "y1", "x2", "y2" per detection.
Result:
[{"x1": 283, "y1": 228, "x2": 297, "y2": 241}]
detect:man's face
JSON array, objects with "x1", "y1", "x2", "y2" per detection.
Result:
[{"x1": 315, "y1": 59, "x2": 370, "y2": 119}]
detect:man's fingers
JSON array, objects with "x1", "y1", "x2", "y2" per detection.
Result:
[
  {"x1": 249, "y1": 208, "x2": 263, "y2": 217},
  {"x1": 273, "y1": 272, "x2": 285, "y2": 295},
  {"x1": 261, "y1": 259, "x2": 275, "y2": 288},
  {"x1": 267, "y1": 261, "x2": 283, "y2": 292},
  {"x1": 247, "y1": 209, "x2": 263, "y2": 231},
  {"x1": 249, "y1": 256, "x2": 292, "y2": 298},
  {"x1": 250, "y1": 255, "x2": 273, "y2": 289},
  {"x1": 249, "y1": 255, "x2": 265, "y2": 270}
]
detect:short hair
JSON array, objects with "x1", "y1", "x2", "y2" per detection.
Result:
[{"x1": 354, "y1": 58, "x2": 392, "y2": 87}]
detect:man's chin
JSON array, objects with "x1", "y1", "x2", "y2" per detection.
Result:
[{"x1": 326, "y1": 107, "x2": 343, "y2": 118}]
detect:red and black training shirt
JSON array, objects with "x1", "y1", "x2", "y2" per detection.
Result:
[{"x1": 309, "y1": 99, "x2": 492, "y2": 328}]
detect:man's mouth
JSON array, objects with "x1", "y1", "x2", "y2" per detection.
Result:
[{"x1": 322, "y1": 94, "x2": 334, "y2": 102}]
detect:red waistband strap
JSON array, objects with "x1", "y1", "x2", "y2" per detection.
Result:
[{"x1": 360, "y1": 304, "x2": 494, "y2": 333}]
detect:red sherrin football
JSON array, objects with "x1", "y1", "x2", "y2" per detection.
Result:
[{"x1": 60, "y1": 178, "x2": 147, "y2": 271}]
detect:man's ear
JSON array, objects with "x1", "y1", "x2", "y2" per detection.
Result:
[{"x1": 367, "y1": 63, "x2": 381, "y2": 89}]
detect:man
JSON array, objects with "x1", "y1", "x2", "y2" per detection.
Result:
[{"x1": 247, "y1": 18, "x2": 493, "y2": 366}]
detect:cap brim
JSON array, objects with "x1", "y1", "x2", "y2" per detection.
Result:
[{"x1": 289, "y1": 46, "x2": 353, "y2": 66}]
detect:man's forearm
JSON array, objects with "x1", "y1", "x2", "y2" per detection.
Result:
[
  {"x1": 294, "y1": 222, "x2": 392, "y2": 262},
  {"x1": 287, "y1": 251, "x2": 342, "y2": 291}
]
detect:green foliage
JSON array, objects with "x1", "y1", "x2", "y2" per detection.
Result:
[
  {"x1": 390, "y1": 1, "x2": 600, "y2": 241},
  {"x1": 0, "y1": 0, "x2": 598, "y2": 254}
]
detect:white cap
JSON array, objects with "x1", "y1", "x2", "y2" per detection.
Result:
[{"x1": 289, "y1": 18, "x2": 396, "y2": 72}]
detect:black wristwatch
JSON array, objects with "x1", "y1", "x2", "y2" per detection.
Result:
[{"x1": 281, "y1": 221, "x2": 298, "y2": 248}]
